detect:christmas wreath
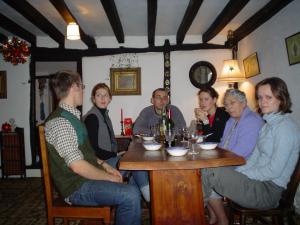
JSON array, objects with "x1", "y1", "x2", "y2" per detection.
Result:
[{"x1": 0, "y1": 37, "x2": 30, "y2": 65}]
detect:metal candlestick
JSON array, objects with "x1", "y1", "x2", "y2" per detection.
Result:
[{"x1": 120, "y1": 120, "x2": 125, "y2": 136}]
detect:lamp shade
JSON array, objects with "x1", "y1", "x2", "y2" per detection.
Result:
[
  {"x1": 67, "y1": 22, "x2": 80, "y2": 40},
  {"x1": 218, "y1": 59, "x2": 244, "y2": 82}
]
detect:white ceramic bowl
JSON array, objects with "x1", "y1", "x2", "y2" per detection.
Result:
[
  {"x1": 166, "y1": 146, "x2": 188, "y2": 156},
  {"x1": 143, "y1": 142, "x2": 162, "y2": 151},
  {"x1": 142, "y1": 136, "x2": 155, "y2": 141},
  {"x1": 199, "y1": 142, "x2": 218, "y2": 150}
]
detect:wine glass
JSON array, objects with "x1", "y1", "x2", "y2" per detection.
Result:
[
  {"x1": 165, "y1": 128, "x2": 175, "y2": 148},
  {"x1": 188, "y1": 127, "x2": 199, "y2": 155}
]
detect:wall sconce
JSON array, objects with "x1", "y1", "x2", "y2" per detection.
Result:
[
  {"x1": 67, "y1": 22, "x2": 80, "y2": 40},
  {"x1": 218, "y1": 59, "x2": 244, "y2": 89}
]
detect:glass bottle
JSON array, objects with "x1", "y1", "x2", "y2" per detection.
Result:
[{"x1": 159, "y1": 106, "x2": 167, "y2": 143}]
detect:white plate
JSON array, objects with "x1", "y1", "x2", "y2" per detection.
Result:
[{"x1": 166, "y1": 146, "x2": 188, "y2": 156}]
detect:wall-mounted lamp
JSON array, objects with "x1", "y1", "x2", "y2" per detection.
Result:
[
  {"x1": 218, "y1": 59, "x2": 244, "y2": 89},
  {"x1": 67, "y1": 22, "x2": 80, "y2": 40}
]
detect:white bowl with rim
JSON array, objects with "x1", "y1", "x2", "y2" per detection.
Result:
[
  {"x1": 142, "y1": 136, "x2": 155, "y2": 141},
  {"x1": 143, "y1": 142, "x2": 162, "y2": 151},
  {"x1": 166, "y1": 146, "x2": 188, "y2": 156},
  {"x1": 199, "y1": 142, "x2": 218, "y2": 150}
]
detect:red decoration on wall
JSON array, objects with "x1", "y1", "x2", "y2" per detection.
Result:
[{"x1": 0, "y1": 37, "x2": 30, "y2": 65}]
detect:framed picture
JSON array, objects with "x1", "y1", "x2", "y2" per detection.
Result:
[
  {"x1": 285, "y1": 31, "x2": 300, "y2": 65},
  {"x1": 0, "y1": 71, "x2": 7, "y2": 99},
  {"x1": 243, "y1": 52, "x2": 260, "y2": 78},
  {"x1": 110, "y1": 67, "x2": 141, "y2": 95}
]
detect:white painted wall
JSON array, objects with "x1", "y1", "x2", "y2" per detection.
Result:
[
  {"x1": 82, "y1": 49, "x2": 231, "y2": 133},
  {"x1": 0, "y1": 58, "x2": 31, "y2": 166},
  {"x1": 238, "y1": 0, "x2": 300, "y2": 124}
]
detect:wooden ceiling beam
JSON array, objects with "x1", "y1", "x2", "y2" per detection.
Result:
[
  {"x1": 50, "y1": 0, "x2": 97, "y2": 49},
  {"x1": 99, "y1": 0, "x2": 124, "y2": 43},
  {"x1": 232, "y1": 0, "x2": 294, "y2": 43},
  {"x1": 0, "y1": 32, "x2": 8, "y2": 42},
  {"x1": 202, "y1": 0, "x2": 249, "y2": 43},
  {"x1": 176, "y1": 0, "x2": 203, "y2": 44},
  {"x1": 31, "y1": 43, "x2": 229, "y2": 61},
  {"x1": 3, "y1": 0, "x2": 64, "y2": 48},
  {"x1": 0, "y1": 13, "x2": 36, "y2": 45},
  {"x1": 147, "y1": 0, "x2": 157, "y2": 47}
]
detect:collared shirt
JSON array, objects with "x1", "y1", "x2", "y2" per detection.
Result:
[{"x1": 45, "y1": 103, "x2": 83, "y2": 166}]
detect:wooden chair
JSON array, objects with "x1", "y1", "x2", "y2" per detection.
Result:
[
  {"x1": 228, "y1": 155, "x2": 300, "y2": 225},
  {"x1": 38, "y1": 125, "x2": 111, "y2": 225}
]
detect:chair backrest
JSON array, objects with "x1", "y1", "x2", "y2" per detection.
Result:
[
  {"x1": 39, "y1": 125, "x2": 55, "y2": 209},
  {"x1": 279, "y1": 154, "x2": 300, "y2": 208}
]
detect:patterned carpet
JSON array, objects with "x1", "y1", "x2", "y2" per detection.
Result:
[
  {"x1": 0, "y1": 178, "x2": 150, "y2": 225},
  {"x1": 0, "y1": 178, "x2": 299, "y2": 225}
]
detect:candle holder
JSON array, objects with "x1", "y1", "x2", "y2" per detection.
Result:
[{"x1": 120, "y1": 120, "x2": 125, "y2": 136}]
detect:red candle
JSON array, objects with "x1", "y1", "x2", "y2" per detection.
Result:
[{"x1": 121, "y1": 108, "x2": 123, "y2": 122}]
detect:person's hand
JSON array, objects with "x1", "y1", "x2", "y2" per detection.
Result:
[
  {"x1": 194, "y1": 108, "x2": 208, "y2": 121},
  {"x1": 107, "y1": 173, "x2": 123, "y2": 183},
  {"x1": 102, "y1": 162, "x2": 123, "y2": 182}
]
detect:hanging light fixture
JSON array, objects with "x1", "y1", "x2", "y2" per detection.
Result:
[{"x1": 67, "y1": 22, "x2": 80, "y2": 40}]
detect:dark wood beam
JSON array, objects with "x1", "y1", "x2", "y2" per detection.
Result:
[
  {"x1": 232, "y1": 0, "x2": 294, "y2": 43},
  {"x1": 3, "y1": 0, "x2": 64, "y2": 48},
  {"x1": 31, "y1": 43, "x2": 229, "y2": 61},
  {"x1": 0, "y1": 33, "x2": 8, "y2": 42},
  {"x1": 50, "y1": 0, "x2": 97, "y2": 49},
  {"x1": 176, "y1": 0, "x2": 203, "y2": 44},
  {"x1": 147, "y1": 0, "x2": 157, "y2": 47},
  {"x1": 99, "y1": 0, "x2": 124, "y2": 43},
  {"x1": 0, "y1": 13, "x2": 36, "y2": 45},
  {"x1": 202, "y1": 0, "x2": 249, "y2": 43}
]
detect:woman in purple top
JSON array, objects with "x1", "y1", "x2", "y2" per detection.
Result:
[
  {"x1": 207, "y1": 89, "x2": 264, "y2": 225},
  {"x1": 219, "y1": 89, "x2": 264, "y2": 158}
]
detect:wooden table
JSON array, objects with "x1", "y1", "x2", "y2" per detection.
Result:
[{"x1": 119, "y1": 139, "x2": 245, "y2": 225}]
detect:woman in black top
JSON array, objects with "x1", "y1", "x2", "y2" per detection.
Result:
[
  {"x1": 194, "y1": 87, "x2": 229, "y2": 142},
  {"x1": 84, "y1": 83, "x2": 150, "y2": 202}
]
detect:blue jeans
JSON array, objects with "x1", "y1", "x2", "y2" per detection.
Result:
[{"x1": 68, "y1": 180, "x2": 141, "y2": 225}]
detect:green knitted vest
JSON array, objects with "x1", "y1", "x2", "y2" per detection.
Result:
[{"x1": 45, "y1": 107, "x2": 99, "y2": 197}]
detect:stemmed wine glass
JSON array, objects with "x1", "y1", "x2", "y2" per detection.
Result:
[
  {"x1": 187, "y1": 127, "x2": 199, "y2": 155},
  {"x1": 165, "y1": 128, "x2": 175, "y2": 148}
]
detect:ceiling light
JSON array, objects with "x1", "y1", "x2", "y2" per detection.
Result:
[{"x1": 67, "y1": 22, "x2": 80, "y2": 40}]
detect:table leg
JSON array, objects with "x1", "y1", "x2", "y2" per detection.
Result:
[{"x1": 149, "y1": 169, "x2": 205, "y2": 225}]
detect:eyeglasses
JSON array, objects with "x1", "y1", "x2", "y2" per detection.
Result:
[{"x1": 154, "y1": 96, "x2": 168, "y2": 101}]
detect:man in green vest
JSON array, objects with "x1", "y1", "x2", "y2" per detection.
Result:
[{"x1": 45, "y1": 70, "x2": 141, "y2": 225}]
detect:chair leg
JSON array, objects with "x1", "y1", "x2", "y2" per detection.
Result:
[
  {"x1": 240, "y1": 214, "x2": 246, "y2": 225},
  {"x1": 228, "y1": 210, "x2": 234, "y2": 225},
  {"x1": 287, "y1": 211, "x2": 296, "y2": 225},
  {"x1": 48, "y1": 216, "x2": 54, "y2": 225}
]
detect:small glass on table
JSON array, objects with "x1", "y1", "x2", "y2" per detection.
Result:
[
  {"x1": 187, "y1": 127, "x2": 200, "y2": 155},
  {"x1": 165, "y1": 128, "x2": 176, "y2": 148}
]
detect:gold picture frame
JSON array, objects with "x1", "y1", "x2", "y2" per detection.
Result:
[
  {"x1": 243, "y1": 52, "x2": 260, "y2": 78},
  {"x1": 0, "y1": 71, "x2": 7, "y2": 98},
  {"x1": 110, "y1": 67, "x2": 141, "y2": 95},
  {"x1": 285, "y1": 31, "x2": 300, "y2": 65}
]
